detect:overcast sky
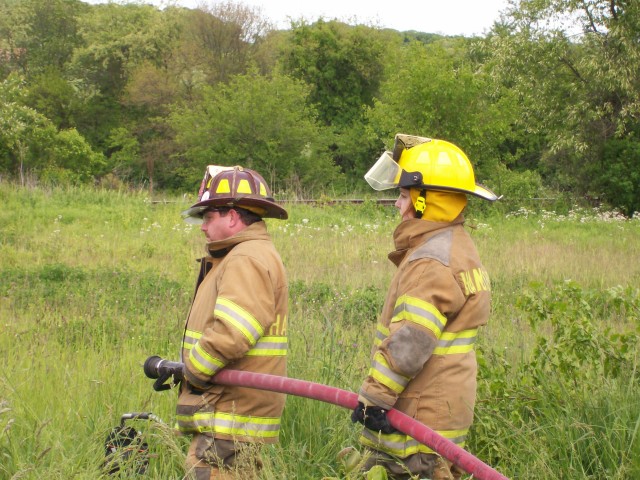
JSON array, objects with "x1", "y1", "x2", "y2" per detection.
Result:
[{"x1": 86, "y1": 0, "x2": 511, "y2": 37}]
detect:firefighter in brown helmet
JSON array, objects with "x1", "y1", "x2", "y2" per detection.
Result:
[{"x1": 178, "y1": 166, "x2": 288, "y2": 479}]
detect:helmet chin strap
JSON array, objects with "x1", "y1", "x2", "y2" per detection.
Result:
[{"x1": 414, "y1": 189, "x2": 427, "y2": 219}]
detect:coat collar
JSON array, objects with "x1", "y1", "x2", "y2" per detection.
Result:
[{"x1": 388, "y1": 214, "x2": 465, "y2": 266}]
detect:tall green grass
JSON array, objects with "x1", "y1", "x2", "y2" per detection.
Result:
[{"x1": 1, "y1": 183, "x2": 639, "y2": 479}]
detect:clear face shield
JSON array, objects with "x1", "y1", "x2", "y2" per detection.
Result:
[{"x1": 364, "y1": 151, "x2": 402, "y2": 191}]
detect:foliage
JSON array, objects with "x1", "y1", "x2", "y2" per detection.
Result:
[
  {"x1": 178, "y1": 2, "x2": 274, "y2": 85},
  {"x1": 170, "y1": 68, "x2": 339, "y2": 195},
  {"x1": 1, "y1": 0, "x2": 640, "y2": 212},
  {"x1": 366, "y1": 37, "x2": 513, "y2": 185},
  {"x1": 1, "y1": 185, "x2": 640, "y2": 478},
  {"x1": 0, "y1": 74, "x2": 104, "y2": 184},
  {"x1": 281, "y1": 19, "x2": 389, "y2": 128},
  {"x1": 588, "y1": 137, "x2": 640, "y2": 217},
  {"x1": 473, "y1": 280, "x2": 640, "y2": 478},
  {"x1": 482, "y1": 0, "x2": 640, "y2": 213}
]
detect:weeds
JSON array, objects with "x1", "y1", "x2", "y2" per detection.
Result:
[{"x1": 1, "y1": 183, "x2": 639, "y2": 478}]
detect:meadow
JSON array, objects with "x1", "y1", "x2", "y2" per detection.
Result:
[{"x1": 1, "y1": 183, "x2": 639, "y2": 479}]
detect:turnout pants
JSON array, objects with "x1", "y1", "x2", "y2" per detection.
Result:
[
  {"x1": 186, "y1": 434, "x2": 263, "y2": 480},
  {"x1": 362, "y1": 448, "x2": 463, "y2": 480}
]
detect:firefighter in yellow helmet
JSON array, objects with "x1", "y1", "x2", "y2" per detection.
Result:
[
  {"x1": 350, "y1": 135, "x2": 498, "y2": 480},
  {"x1": 179, "y1": 166, "x2": 288, "y2": 479}
]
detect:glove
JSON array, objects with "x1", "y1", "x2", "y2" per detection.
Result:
[
  {"x1": 158, "y1": 362, "x2": 184, "y2": 381},
  {"x1": 351, "y1": 402, "x2": 397, "y2": 434}
]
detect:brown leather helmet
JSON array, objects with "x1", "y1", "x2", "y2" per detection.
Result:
[{"x1": 182, "y1": 165, "x2": 288, "y2": 221}]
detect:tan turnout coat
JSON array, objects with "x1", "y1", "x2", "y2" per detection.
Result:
[
  {"x1": 358, "y1": 216, "x2": 491, "y2": 457},
  {"x1": 176, "y1": 221, "x2": 288, "y2": 444}
]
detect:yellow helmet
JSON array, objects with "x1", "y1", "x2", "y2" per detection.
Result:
[
  {"x1": 182, "y1": 165, "x2": 288, "y2": 221},
  {"x1": 365, "y1": 134, "x2": 498, "y2": 202}
]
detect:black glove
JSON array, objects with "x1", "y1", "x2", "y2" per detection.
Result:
[{"x1": 351, "y1": 402, "x2": 397, "y2": 434}]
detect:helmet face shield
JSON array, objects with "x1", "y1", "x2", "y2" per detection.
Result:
[
  {"x1": 365, "y1": 151, "x2": 424, "y2": 191},
  {"x1": 364, "y1": 152, "x2": 401, "y2": 191}
]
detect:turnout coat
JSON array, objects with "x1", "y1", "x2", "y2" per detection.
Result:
[
  {"x1": 358, "y1": 215, "x2": 491, "y2": 457},
  {"x1": 176, "y1": 221, "x2": 288, "y2": 444}
]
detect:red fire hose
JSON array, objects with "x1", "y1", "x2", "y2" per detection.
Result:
[
  {"x1": 144, "y1": 357, "x2": 507, "y2": 479},
  {"x1": 211, "y1": 369, "x2": 508, "y2": 480}
]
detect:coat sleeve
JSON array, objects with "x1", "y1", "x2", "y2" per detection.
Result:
[
  {"x1": 358, "y1": 259, "x2": 466, "y2": 409},
  {"x1": 183, "y1": 253, "x2": 276, "y2": 388}
]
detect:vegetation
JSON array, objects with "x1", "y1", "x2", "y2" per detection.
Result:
[
  {"x1": 1, "y1": 184, "x2": 639, "y2": 479},
  {"x1": 0, "y1": 0, "x2": 639, "y2": 214},
  {"x1": 1, "y1": 0, "x2": 639, "y2": 477}
]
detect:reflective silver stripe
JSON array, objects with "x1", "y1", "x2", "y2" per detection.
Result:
[
  {"x1": 177, "y1": 412, "x2": 280, "y2": 438},
  {"x1": 392, "y1": 295, "x2": 446, "y2": 338},
  {"x1": 375, "y1": 324, "x2": 389, "y2": 346},
  {"x1": 189, "y1": 342, "x2": 224, "y2": 376},
  {"x1": 215, "y1": 298, "x2": 263, "y2": 345},
  {"x1": 370, "y1": 353, "x2": 410, "y2": 393},
  {"x1": 434, "y1": 329, "x2": 477, "y2": 355},
  {"x1": 246, "y1": 336, "x2": 287, "y2": 356},
  {"x1": 183, "y1": 330, "x2": 201, "y2": 350},
  {"x1": 361, "y1": 428, "x2": 467, "y2": 456}
]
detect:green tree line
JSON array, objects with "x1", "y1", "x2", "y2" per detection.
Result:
[{"x1": 0, "y1": 0, "x2": 638, "y2": 214}]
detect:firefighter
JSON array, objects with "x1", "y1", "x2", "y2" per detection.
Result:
[
  {"x1": 178, "y1": 166, "x2": 288, "y2": 480},
  {"x1": 350, "y1": 134, "x2": 498, "y2": 480}
]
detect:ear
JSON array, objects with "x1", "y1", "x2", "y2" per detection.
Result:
[{"x1": 227, "y1": 208, "x2": 243, "y2": 228}]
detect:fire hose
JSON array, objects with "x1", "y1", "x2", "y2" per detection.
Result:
[{"x1": 144, "y1": 356, "x2": 508, "y2": 480}]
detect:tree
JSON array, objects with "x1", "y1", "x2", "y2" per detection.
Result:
[
  {"x1": 0, "y1": 74, "x2": 56, "y2": 183},
  {"x1": 176, "y1": 2, "x2": 274, "y2": 86},
  {"x1": 71, "y1": 3, "x2": 179, "y2": 97},
  {"x1": 22, "y1": 0, "x2": 87, "y2": 75},
  {"x1": 170, "y1": 69, "x2": 338, "y2": 195},
  {"x1": 367, "y1": 38, "x2": 513, "y2": 184},
  {"x1": 0, "y1": 74, "x2": 103, "y2": 184},
  {"x1": 281, "y1": 19, "x2": 388, "y2": 128},
  {"x1": 0, "y1": 0, "x2": 29, "y2": 78},
  {"x1": 483, "y1": 0, "x2": 640, "y2": 212},
  {"x1": 24, "y1": 67, "x2": 78, "y2": 129}
]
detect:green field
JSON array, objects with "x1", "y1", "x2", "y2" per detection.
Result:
[{"x1": 1, "y1": 184, "x2": 639, "y2": 479}]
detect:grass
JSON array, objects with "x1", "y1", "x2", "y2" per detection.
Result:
[{"x1": 1, "y1": 183, "x2": 639, "y2": 479}]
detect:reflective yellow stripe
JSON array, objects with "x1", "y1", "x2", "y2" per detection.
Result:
[
  {"x1": 246, "y1": 336, "x2": 288, "y2": 356},
  {"x1": 391, "y1": 295, "x2": 447, "y2": 338},
  {"x1": 434, "y1": 329, "x2": 477, "y2": 355},
  {"x1": 360, "y1": 428, "x2": 467, "y2": 456},
  {"x1": 177, "y1": 411, "x2": 281, "y2": 438},
  {"x1": 215, "y1": 297, "x2": 264, "y2": 345},
  {"x1": 189, "y1": 342, "x2": 225, "y2": 376},
  {"x1": 183, "y1": 329, "x2": 202, "y2": 350},
  {"x1": 369, "y1": 351, "x2": 410, "y2": 394},
  {"x1": 374, "y1": 323, "x2": 389, "y2": 347}
]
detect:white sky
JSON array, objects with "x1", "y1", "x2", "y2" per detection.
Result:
[{"x1": 88, "y1": 0, "x2": 511, "y2": 37}]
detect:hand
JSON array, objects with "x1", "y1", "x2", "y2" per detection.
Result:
[{"x1": 351, "y1": 402, "x2": 397, "y2": 434}]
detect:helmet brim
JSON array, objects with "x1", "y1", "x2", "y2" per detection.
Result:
[
  {"x1": 412, "y1": 183, "x2": 500, "y2": 202},
  {"x1": 182, "y1": 196, "x2": 288, "y2": 221},
  {"x1": 472, "y1": 184, "x2": 499, "y2": 201}
]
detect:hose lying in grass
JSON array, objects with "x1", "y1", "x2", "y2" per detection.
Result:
[{"x1": 143, "y1": 356, "x2": 509, "y2": 480}]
